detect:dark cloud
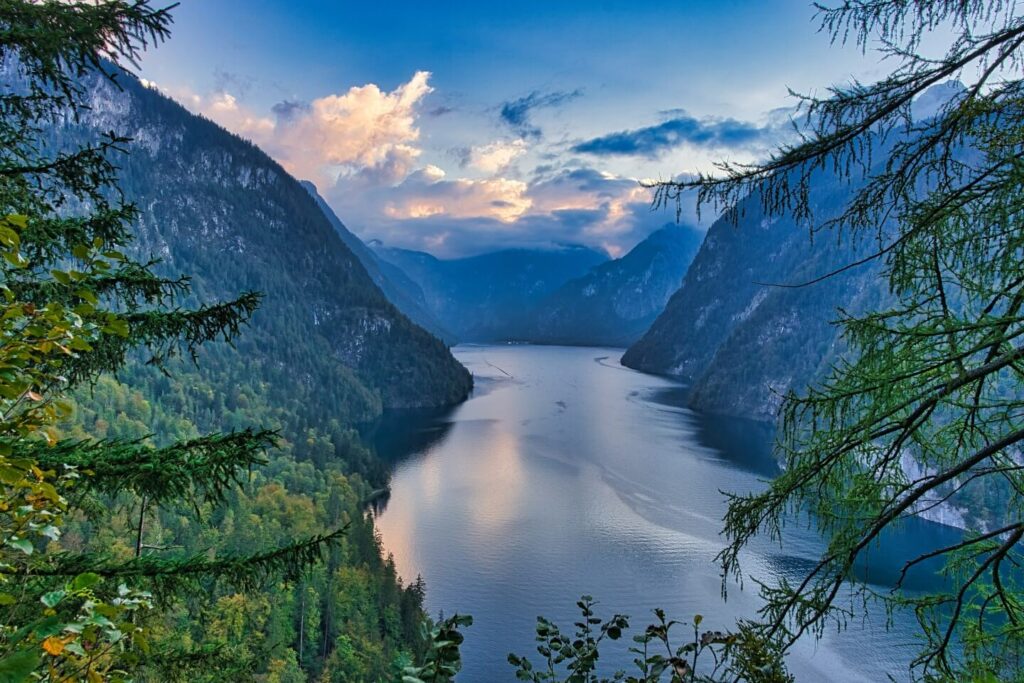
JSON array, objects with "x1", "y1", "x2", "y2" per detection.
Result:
[
  {"x1": 540, "y1": 167, "x2": 627, "y2": 195},
  {"x1": 450, "y1": 146, "x2": 472, "y2": 168},
  {"x1": 213, "y1": 68, "x2": 255, "y2": 98},
  {"x1": 657, "y1": 108, "x2": 688, "y2": 119},
  {"x1": 429, "y1": 105, "x2": 456, "y2": 117},
  {"x1": 271, "y1": 99, "x2": 310, "y2": 122},
  {"x1": 499, "y1": 89, "x2": 583, "y2": 139},
  {"x1": 573, "y1": 112, "x2": 780, "y2": 158}
]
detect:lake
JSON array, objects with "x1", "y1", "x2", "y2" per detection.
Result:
[{"x1": 373, "y1": 345, "x2": 958, "y2": 681}]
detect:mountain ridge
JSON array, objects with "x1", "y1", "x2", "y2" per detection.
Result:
[
  {"x1": 67, "y1": 69, "x2": 473, "y2": 417},
  {"x1": 522, "y1": 223, "x2": 704, "y2": 347}
]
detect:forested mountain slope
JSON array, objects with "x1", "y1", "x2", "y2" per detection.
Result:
[
  {"x1": 523, "y1": 224, "x2": 704, "y2": 347},
  {"x1": 622, "y1": 176, "x2": 885, "y2": 422},
  {"x1": 65, "y1": 70, "x2": 472, "y2": 417},
  {"x1": 300, "y1": 180, "x2": 455, "y2": 343},
  {"x1": 30, "y1": 65, "x2": 474, "y2": 680}
]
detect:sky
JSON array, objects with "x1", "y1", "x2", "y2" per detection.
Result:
[{"x1": 135, "y1": 1, "x2": 893, "y2": 258}]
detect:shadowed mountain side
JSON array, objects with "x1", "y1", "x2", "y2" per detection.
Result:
[
  {"x1": 56, "y1": 69, "x2": 473, "y2": 413},
  {"x1": 622, "y1": 176, "x2": 886, "y2": 422},
  {"x1": 372, "y1": 243, "x2": 609, "y2": 341},
  {"x1": 301, "y1": 181, "x2": 457, "y2": 344},
  {"x1": 522, "y1": 224, "x2": 704, "y2": 347}
]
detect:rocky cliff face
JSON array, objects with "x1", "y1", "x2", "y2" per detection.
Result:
[
  {"x1": 300, "y1": 181, "x2": 455, "y2": 344},
  {"x1": 65, "y1": 70, "x2": 471, "y2": 413},
  {"x1": 622, "y1": 175, "x2": 885, "y2": 422}
]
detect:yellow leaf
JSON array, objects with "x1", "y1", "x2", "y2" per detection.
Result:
[{"x1": 42, "y1": 635, "x2": 65, "y2": 655}]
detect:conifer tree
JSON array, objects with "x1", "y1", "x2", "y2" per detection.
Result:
[
  {"x1": 654, "y1": 1, "x2": 1024, "y2": 679},
  {"x1": 0, "y1": 2, "x2": 343, "y2": 680}
]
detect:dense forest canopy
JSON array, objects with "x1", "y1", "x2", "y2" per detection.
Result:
[{"x1": 0, "y1": 2, "x2": 453, "y2": 681}]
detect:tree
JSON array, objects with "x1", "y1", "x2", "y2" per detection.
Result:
[
  {"x1": 0, "y1": 2, "x2": 343, "y2": 680},
  {"x1": 652, "y1": 1, "x2": 1024, "y2": 679}
]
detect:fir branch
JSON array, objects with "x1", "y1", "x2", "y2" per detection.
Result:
[{"x1": 23, "y1": 429, "x2": 277, "y2": 505}]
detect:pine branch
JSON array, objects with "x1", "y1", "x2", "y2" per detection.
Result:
[
  {"x1": 23, "y1": 429, "x2": 277, "y2": 506},
  {"x1": 5, "y1": 526, "x2": 349, "y2": 591}
]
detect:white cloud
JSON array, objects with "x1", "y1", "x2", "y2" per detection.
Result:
[
  {"x1": 161, "y1": 72, "x2": 708, "y2": 257},
  {"x1": 166, "y1": 71, "x2": 433, "y2": 187},
  {"x1": 273, "y1": 71, "x2": 432, "y2": 183},
  {"x1": 465, "y1": 139, "x2": 528, "y2": 174},
  {"x1": 381, "y1": 165, "x2": 531, "y2": 223},
  {"x1": 204, "y1": 92, "x2": 275, "y2": 139}
]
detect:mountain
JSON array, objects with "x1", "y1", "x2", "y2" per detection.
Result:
[
  {"x1": 522, "y1": 224, "x2": 704, "y2": 347},
  {"x1": 623, "y1": 82, "x2": 973, "y2": 423},
  {"x1": 300, "y1": 181, "x2": 456, "y2": 343},
  {"x1": 371, "y1": 244, "x2": 609, "y2": 341},
  {"x1": 62, "y1": 70, "x2": 472, "y2": 424},
  {"x1": 622, "y1": 177, "x2": 885, "y2": 422}
]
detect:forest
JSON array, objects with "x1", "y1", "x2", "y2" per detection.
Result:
[{"x1": 3, "y1": 1, "x2": 1024, "y2": 682}]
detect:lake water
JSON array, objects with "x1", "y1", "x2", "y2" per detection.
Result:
[{"x1": 373, "y1": 345, "x2": 959, "y2": 681}]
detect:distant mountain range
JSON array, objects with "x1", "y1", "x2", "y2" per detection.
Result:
[
  {"x1": 523, "y1": 224, "x2": 703, "y2": 347},
  {"x1": 370, "y1": 243, "x2": 609, "y2": 341},
  {"x1": 368, "y1": 226, "x2": 703, "y2": 346}
]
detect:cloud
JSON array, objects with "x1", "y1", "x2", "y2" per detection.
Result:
[
  {"x1": 572, "y1": 111, "x2": 783, "y2": 158},
  {"x1": 271, "y1": 70, "x2": 433, "y2": 184},
  {"x1": 271, "y1": 99, "x2": 310, "y2": 122},
  {"x1": 461, "y1": 139, "x2": 528, "y2": 174},
  {"x1": 174, "y1": 71, "x2": 435, "y2": 187},
  {"x1": 164, "y1": 74, "x2": 707, "y2": 258},
  {"x1": 200, "y1": 91, "x2": 275, "y2": 140},
  {"x1": 428, "y1": 105, "x2": 455, "y2": 117},
  {"x1": 324, "y1": 164, "x2": 707, "y2": 258},
  {"x1": 380, "y1": 165, "x2": 531, "y2": 222},
  {"x1": 212, "y1": 69, "x2": 255, "y2": 98},
  {"x1": 499, "y1": 89, "x2": 582, "y2": 139}
]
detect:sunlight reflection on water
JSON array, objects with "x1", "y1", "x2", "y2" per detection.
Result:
[{"x1": 373, "y1": 345, "x2": 953, "y2": 682}]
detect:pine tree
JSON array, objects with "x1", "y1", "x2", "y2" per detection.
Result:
[
  {"x1": 654, "y1": 1, "x2": 1024, "y2": 679},
  {"x1": 0, "y1": 2, "x2": 343, "y2": 680}
]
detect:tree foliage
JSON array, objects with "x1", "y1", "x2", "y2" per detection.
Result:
[
  {"x1": 653, "y1": 1, "x2": 1024, "y2": 679},
  {"x1": 0, "y1": 1, "x2": 385, "y2": 680}
]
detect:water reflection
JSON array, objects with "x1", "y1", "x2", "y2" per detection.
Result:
[
  {"x1": 373, "y1": 345, "x2": 959, "y2": 682},
  {"x1": 363, "y1": 406, "x2": 457, "y2": 467}
]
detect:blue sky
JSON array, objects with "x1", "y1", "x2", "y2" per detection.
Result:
[{"x1": 137, "y1": 1, "x2": 889, "y2": 257}]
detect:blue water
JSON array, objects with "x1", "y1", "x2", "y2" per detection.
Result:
[{"x1": 373, "y1": 345, "x2": 958, "y2": 681}]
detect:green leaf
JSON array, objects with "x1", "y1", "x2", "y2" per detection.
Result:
[
  {"x1": 75, "y1": 289, "x2": 98, "y2": 305},
  {"x1": 103, "y1": 318, "x2": 130, "y2": 337},
  {"x1": 40, "y1": 591, "x2": 64, "y2": 608},
  {"x1": 6, "y1": 538, "x2": 32, "y2": 555},
  {"x1": 0, "y1": 648, "x2": 39, "y2": 683},
  {"x1": 71, "y1": 573, "x2": 101, "y2": 591},
  {"x1": 2, "y1": 251, "x2": 27, "y2": 269},
  {"x1": 0, "y1": 465, "x2": 24, "y2": 484},
  {"x1": 4, "y1": 214, "x2": 27, "y2": 229}
]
